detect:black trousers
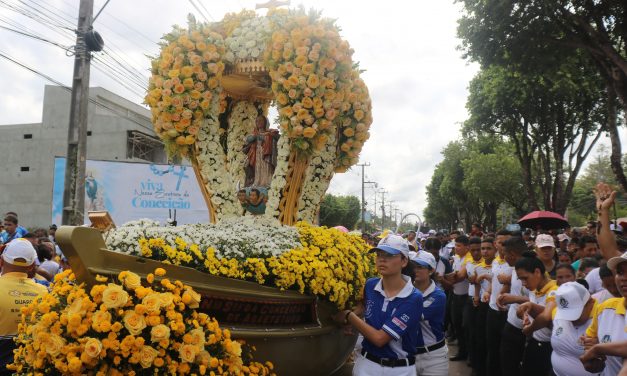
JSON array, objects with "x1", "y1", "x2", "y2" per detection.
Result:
[
  {"x1": 521, "y1": 337, "x2": 552, "y2": 376},
  {"x1": 486, "y1": 308, "x2": 507, "y2": 376},
  {"x1": 500, "y1": 322, "x2": 525, "y2": 376},
  {"x1": 450, "y1": 293, "x2": 467, "y2": 356},
  {"x1": 473, "y1": 301, "x2": 489, "y2": 376},
  {"x1": 445, "y1": 289, "x2": 454, "y2": 338},
  {"x1": 463, "y1": 296, "x2": 476, "y2": 364}
]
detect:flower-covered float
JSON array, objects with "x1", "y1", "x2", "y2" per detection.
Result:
[{"x1": 49, "y1": 5, "x2": 374, "y2": 375}]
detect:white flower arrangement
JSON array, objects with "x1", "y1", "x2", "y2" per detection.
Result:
[
  {"x1": 226, "y1": 101, "x2": 258, "y2": 187},
  {"x1": 195, "y1": 97, "x2": 240, "y2": 220},
  {"x1": 297, "y1": 131, "x2": 338, "y2": 222},
  {"x1": 105, "y1": 216, "x2": 301, "y2": 259},
  {"x1": 263, "y1": 133, "x2": 291, "y2": 219},
  {"x1": 223, "y1": 17, "x2": 272, "y2": 63}
]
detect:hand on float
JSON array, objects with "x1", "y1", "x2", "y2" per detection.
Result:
[{"x1": 333, "y1": 309, "x2": 357, "y2": 327}]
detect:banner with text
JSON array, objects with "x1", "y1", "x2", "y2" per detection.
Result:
[{"x1": 52, "y1": 158, "x2": 209, "y2": 225}]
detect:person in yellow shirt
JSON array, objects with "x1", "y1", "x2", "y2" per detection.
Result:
[
  {"x1": 515, "y1": 251, "x2": 558, "y2": 376},
  {"x1": 0, "y1": 239, "x2": 48, "y2": 375},
  {"x1": 581, "y1": 252, "x2": 627, "y2": 376}
]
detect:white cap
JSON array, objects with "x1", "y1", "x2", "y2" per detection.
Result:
[
  {"x1": 535, "y1": 234, "x2": 555, "y2": 248},
  {"x1": 554, "y1": 282, "x2": 590, "y2": 321},
  {"x1": 372, "y1": 234, "x2": 410, "y2": 258},
  {"x1": 611, "y1": 223, "x2": 623, "y2": 233},
  {"x1": 608, "y1": 252, "x2": 627, "y2": 272},
  {"x1": 2, "y1": 239, "x2": 37, "y2": 266},
  {"x1": 557, "y1": 234, "x2": 570, "y2": 243},
  {"x1": 410, "y1": 251, "x2": 437, "y2": 270}
]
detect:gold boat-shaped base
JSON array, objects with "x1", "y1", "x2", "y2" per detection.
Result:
[{"x1": 56, "y1": 226, "x2": 356, "y2": 375}]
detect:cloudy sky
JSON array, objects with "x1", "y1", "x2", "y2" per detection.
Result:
[{"x1": 0, "y1": 0, "x2": 479, "y2": 220}]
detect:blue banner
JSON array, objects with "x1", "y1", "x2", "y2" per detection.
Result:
[{"x1": 52, "y1": 158, "x2": 209, "y2": 225}]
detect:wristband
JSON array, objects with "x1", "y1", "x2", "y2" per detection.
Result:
[{"x1": 344, "y1": 310, "x2": 352, "y2": 325}]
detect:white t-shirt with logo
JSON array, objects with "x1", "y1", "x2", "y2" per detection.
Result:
[
  {"x1": 452, "y1": 253, "x2": 470, "y2": 296},
  {"x1": 585, "y1": 297, "x2": 627, "y2": 376},
  {"x1": 489, "y1": 259, "x2": 512, "y2": 311},
  {"x1": 467, "y1": 261, "x2": 478, "y2": 297},
  {"x1": 551, "y1": 311, "x2": 596, "y2": 376},
  {"x1": 529, "y1": 281, "x2": 558, "y2": 342},
  {"x1": 506, "y1": 269, "x2": 529, "y2": 329}
]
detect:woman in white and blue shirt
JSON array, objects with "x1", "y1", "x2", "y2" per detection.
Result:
[
  {"x1": 336, "y1": 234, "x2": 423, "y2": 376},
  {"x1": 410, "y1": 251, "x2": 448, "y2": 376}
]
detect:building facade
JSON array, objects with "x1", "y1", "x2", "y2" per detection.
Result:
[{"x1": 0, "y1": 85, "x2": 166, "y2": 228}]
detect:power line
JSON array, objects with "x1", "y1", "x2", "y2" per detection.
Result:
[
  {"x1": 0, "y1": 49, "x2": 150, "y2": 129},
  {"x1": 188, "y1": 0, "x2": 210, "y2": 22},
  {"x1": 196, "y1": 0, "x2": 215, "y2": 21},
  {"x1": 0, "y1": 23, "x2": 72, "y2": 50}
]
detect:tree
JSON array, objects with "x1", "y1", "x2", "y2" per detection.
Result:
[
  {"x1": 424, "y1": 137, "x2": 526, "y2": 230},
  {"x1": 319, "y1": 194, "x2": 361, "y2": 229},
  {"x1": 457, "y1": 0, "x2": 627, "y2": 191},
  {"x1": 464, "y1": 58, "x2": 607, "y2": 214},
  {"x1": 567, "y1": 146, "x2": 627, "y2": 224}
]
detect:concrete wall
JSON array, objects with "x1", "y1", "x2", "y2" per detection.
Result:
[{"x1": 0, "y1": 85, "x2": 165, "y2": 228}]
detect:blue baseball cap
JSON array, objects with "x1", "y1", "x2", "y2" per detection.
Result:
[{"x1": 371, "y1": 234, "x2": 410, "y2": 257}]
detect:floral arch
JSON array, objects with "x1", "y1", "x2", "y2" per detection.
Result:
[{"x1": 145, "y1": 8, "x2": 372, "y2": 225}]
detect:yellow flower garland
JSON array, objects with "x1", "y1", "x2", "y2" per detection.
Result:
[
  {"x1": 138, "y1": 222, "x2": 376, "y2": 309},
  {"x1": 10, "y1": 269, "x2": 273, "y2": 376},
  {"x1": 146, "y1": 9, "x2": 373, "y2": 170}
]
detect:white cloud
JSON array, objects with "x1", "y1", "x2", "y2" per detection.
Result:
[{"x1": 0, "y1": 0, "x2": 478, "y2": 219}]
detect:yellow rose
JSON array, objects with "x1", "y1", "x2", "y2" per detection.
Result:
[
  {"x1": 91, "y1": 310, "x2": 112, "y2": 332},
  {"x1": 121, "y1": 271, "x2": 142, "y2": 290},
  {"x1": 187, "y1": 328, "x2": 206, "y2": 347},
  {"x1": 43, "y1": 333, "x2": 66, "y2": 357},
  {"x1": 276, "y1": 93, "x2": 289, "y2": 106},
  {"x1": 343, "y1": 128, "x2": 355, "y2": 137},
  {"x1": 150, "y1": 324, "x2": 171, "y2": 343},
  {"x1": 181, "y1": 288, "x2": 201, "y2": 309},
  {"x1": 159, "y1": 292, "x2": 174, "y2": 308},
  {"x1": 196, "y1": 350, "x2": 210, "y2": 366},
  {"x1": 102, "y1": 284, "x2": 129, "y2": 309},
  {"x1": 167, "y1": 69, "x2": 180, "y2": 79},
  {"x1": 123, "y1": 310, "x2": 147, "y2": 335},
  {"x1": 303, "y1": 127, "x2": 316, "y2": 138},
  {"x1": 83, "y1": 337, "x2": 103, "y2": 359},
  {"x1": 66, "y1": 297, "x2": 85, "y2": 317},
  {"x1": 140, "y1": 345, "x2": 159, "y2": 368},
  {"x1": 179, "y1": 344, "x2": 199, "y2": 363},
  {"x1": 142, "y1": 293, "x2": 162, "y2": 314},
  {"x1": 306, "y1": 74, "x2": 320, "y2": 89},
  {"x1": 68, "y1": 357, "x2": 82, "y2": 373},
  {"x1": 302, "y1": 97, "x2": 313, "y2": 109},
  {"x1": 181, "y1": 66, "x2": 193, "y2": 78}
]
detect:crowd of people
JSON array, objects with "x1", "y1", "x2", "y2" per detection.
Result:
[
  {"x1": 0, "y1": 212, "x2": 65, "y2": 375},
  {"x1": 339, "y1": 183, "x2": 627, "y2": 376},
  {"x1": 3, "y1": 184, "x2": 627, "y2": 376}
]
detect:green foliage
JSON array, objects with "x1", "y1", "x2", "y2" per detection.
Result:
[
  {"x1": 567, "y1": 147, "x2": 627, "y2": 225},
  {"x1": 319, "y1": 194, "x2": 361, "y2": 229},
  {"x1": 457, "y1": 0, "x2": 627, "y2": 193},
  {"x1": 424, "y1": 137, "x2": 526, "y2": 230},
  {"x1": 462, "y1": 54, "x2": 607, "y2": 214}
]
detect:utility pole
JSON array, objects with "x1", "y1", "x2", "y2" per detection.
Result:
[
  {"x1": 61, "y1": 0, "x2": 103, "y2": 225},
  {"x1": 357, "y1": 162, "x2": 371, "y2": 233},
  {"x1": 380, "y1": 190, "x2": 387, "y2": 230}
]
